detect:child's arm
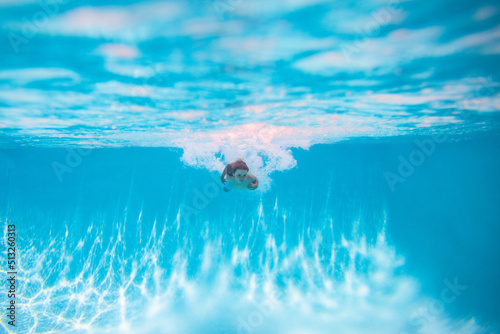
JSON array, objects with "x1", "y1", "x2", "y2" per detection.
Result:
[
  {"x1": 221, "y1": 165, "x2": 228, "y2": 183},
  {"x1": 247, "y1": 175, "x2": 258, "y2": 190}
]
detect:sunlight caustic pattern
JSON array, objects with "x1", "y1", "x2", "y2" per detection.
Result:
[{"x1": 0, "y1": 201, "x2": 485, "y2": 333}]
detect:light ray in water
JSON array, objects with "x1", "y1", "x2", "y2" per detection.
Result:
[{"x1": 0, "y1": 179, "x2": 490, "y2": 334}]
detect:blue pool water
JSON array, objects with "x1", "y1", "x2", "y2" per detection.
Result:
[
  {"x1": 1, "y1": 0, "x2": 500, "y2": 333},
  {"x1": 1, "y1": 136, "x2": 499, "y2": 333}
]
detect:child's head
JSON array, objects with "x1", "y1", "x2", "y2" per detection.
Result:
[{"x1": 227, "y1": 159, "x2": 249, "y2": 178}]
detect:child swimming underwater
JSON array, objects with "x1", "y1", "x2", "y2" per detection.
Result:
[{"x1": 220, "y1": 159, "x2": 258, "y2": 192}]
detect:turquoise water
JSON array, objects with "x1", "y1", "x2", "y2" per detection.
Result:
[
  {"x1": 1, "y1": 137, "x2": 499, "y2": 333},
  {"x1": 1, "y1": 0, "x2": 500, "y2": 333}
]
